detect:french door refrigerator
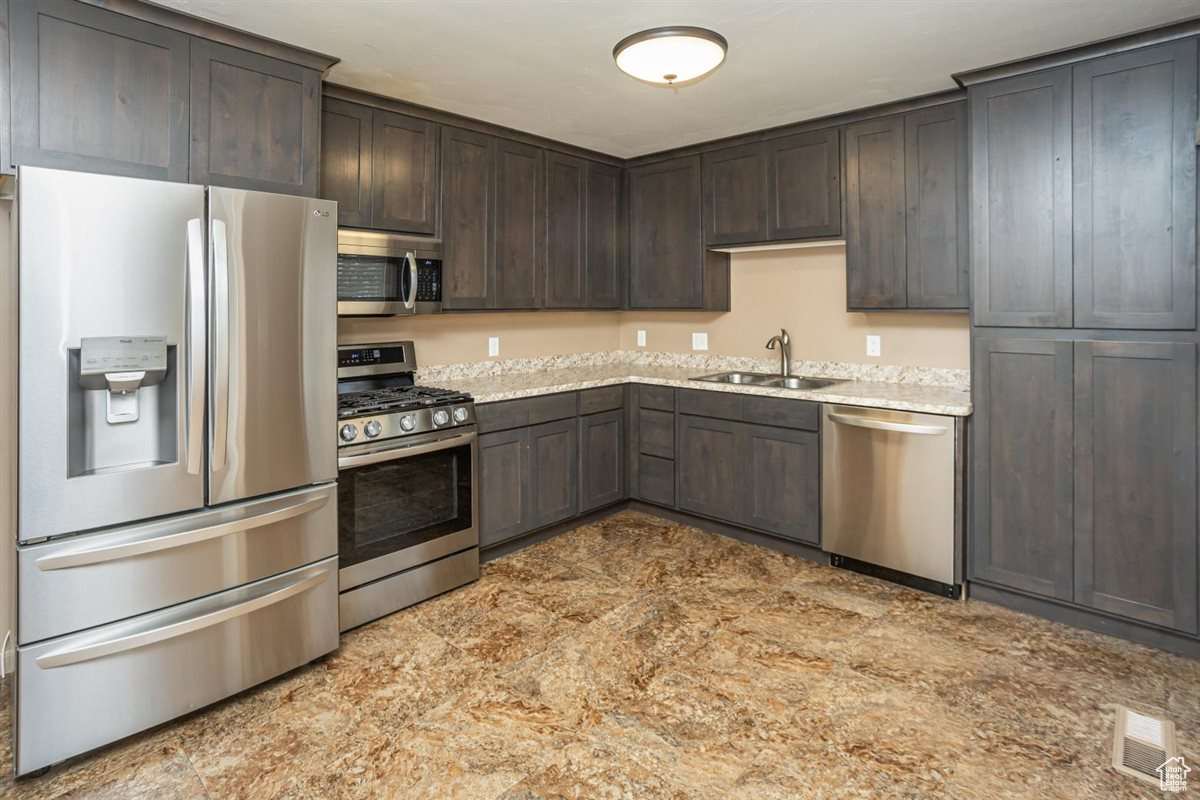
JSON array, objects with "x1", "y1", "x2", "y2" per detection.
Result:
[{"x1": 12, "y1": 166, "x2": 339, "y2": 776}]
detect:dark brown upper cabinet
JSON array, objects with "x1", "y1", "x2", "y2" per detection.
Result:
[
  {"x1": 9, "y1": 0, "x2": 191, "y2": 181},
  {"x1": 1072, "y1": 40, "x2": 1197, "y2": 330},
  {"x1": 320, "y1": 98, "x2": 372, "y2": 227},
  {"x1": 190, "y1": 40, "x2": 321, "y2": 196},
  {"x1": 702, "y1": 143, "x2": 768, "y2": 245},
  {"x1": 545, "y1": 153, "x2": 624, "y2": 309},
  {"x1": 441, "y1": 128, "x2": 543, "y2": 310},
  {"x1": 629, "y1": 155, "x2": 730, "y2": 310},
  {"x1": 844, "y1": 102, "x2": 967, "y2": 311}
]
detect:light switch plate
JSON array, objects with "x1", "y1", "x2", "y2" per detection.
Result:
[
  {"x1": 692, "y1": 332, "x2": 709, "y2": 351},
  {"x1": 866, "y1": 335, "x2": 881, "y2": 357},
  {"x1": 637, "y1": 330, "x2": 647, "y2": 347},
  {"x1": 488, "y1": 337, "x2": 500, "y2": 357}
]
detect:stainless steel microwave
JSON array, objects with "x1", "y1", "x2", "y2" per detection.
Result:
[{"x1": 337, "y1": 229, "x2": 442, "y2": 316}]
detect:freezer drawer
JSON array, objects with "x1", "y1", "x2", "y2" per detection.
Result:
[
  {"x1": 821, "y1": 405, "x2": 959, "y2": 586},
  {"x1": 19, "y1": 483, "x2": 337, "y2": 644},
  {"x1": 15, "y1": 557, "x2": 339, "y2": 776}
]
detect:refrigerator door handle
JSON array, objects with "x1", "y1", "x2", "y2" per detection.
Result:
[
  {"x1": 34, "y1": 568, "x2": 330, "y2": 669},
  {"x1": 34, "y1": 493, "x2": 330, "y2": 571},
  {"x1": 185, "y1": 218, "x2": 206, "y2": 475},
  {"x1": 211, "y1": 217, "x2": 230, "y2": 472}
]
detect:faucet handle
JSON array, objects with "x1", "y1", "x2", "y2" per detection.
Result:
[{"x1": 779, "y1": 328, "x2": 790, "y2": 344}]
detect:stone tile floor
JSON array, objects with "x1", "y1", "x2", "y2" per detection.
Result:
[{"x1": 3, "y1": 510, "x2": 1197, "y2": 798}]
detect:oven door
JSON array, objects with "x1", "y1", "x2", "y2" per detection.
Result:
[{"x1": 336, "y1": 430, "x2": 477, "y2": 590}]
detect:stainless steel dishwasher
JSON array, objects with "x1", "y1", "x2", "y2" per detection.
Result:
[{"x1": 821, "y1": 404, "x2": 963, "y2": 597}]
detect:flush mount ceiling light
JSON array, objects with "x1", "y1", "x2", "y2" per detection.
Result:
[{"x1": 613, "y1": 26, "x2": 728, "y2": 86}]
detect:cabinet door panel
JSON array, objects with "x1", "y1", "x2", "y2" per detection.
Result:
[
  {"x1": 629, "y1": 156, "x2": 704, "y2": 309},
  {"x1": 676, "y1": 415, "x2": 740, "y2": 522},
  {"x1": 371, "y1": 110, "x2": 438, "y2": 234},
  {"x1": 971, "y1": 338, "x2": 1074, "y2": 600},
  {"x1": 971, "y1": 69, "x2": 1072, "y2": 327},
  {"x1": 545, "y1": 152, "x2": 586, "y2": 308},
  {"x1": 580, "y1": 410, "x2": 624, "y2": 512},
  {"x1": 1073, "y1": 41, "x2": 1197, "y2": 330},
  {"x1": 10, "y1": 0, "x2": 190, "y2": 180},
  {"x1": 320, "y1": 98, "x2": 372, "y2": 227},
  {"x1": 190, "y1": 40, "x2": 320, "y2": 196},
  {"x1": 1074, "y1": 341, "x2": 1197, "y2": 632},
  {"x1": 905, "y1": 102, "x2": 969, "y2": 309},
  {"x1": 703, "y1": 143, "x2": 768, "y2": 245},
  {"x1": 741, "y1": 424, "x2": 819, "y2": 544},
  {"x1": 529, "y1": 418, "x2": 578, "y2": 529},
  {"x1": 494, "y1": 140, "x2": 545, "y2": 309},
  {"x1": 441, "y1": 127, "x2": 493, "y2": 309},
  {"x1": 585, "y1": 162, "x2": 624, "y2": 309},
  {"x1": 767, "y1": 129, "x2": 841, "y2": 240},
  {"x1": 845, "y1": 115, "x2": 907, "y2": 309},
  {"x1": 479, "y1": 428, "x2": 529, "y2": 547}
]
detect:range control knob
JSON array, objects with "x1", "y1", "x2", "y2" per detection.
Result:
[
  {"x1": 453, "y1": 407, "x2": 470, "y2": 423},
  {"x1": 364, "y1": 420, "x2": 382, "y2": 438},
  {"x1": 339, "y1": 424, "x2": 359, "y2": 442},
  {"x1": 432, "y1": 409, "x2": 450, "y2": 426},
  {"x1": 399, "y1": 415, "x2": 417, "y2": 432}
]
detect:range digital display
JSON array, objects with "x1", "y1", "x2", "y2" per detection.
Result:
[{"x1": 338, "y1": 345, "x2": 406, "y2": 368}]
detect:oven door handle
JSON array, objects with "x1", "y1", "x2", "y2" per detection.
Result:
[{"x1": 338, "y1": 431, "x2": 476, "y2": 469}]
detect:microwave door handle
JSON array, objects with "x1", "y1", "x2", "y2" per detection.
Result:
[
  {"x1": 404, "y1": 252, "x2": 418, "y2": 310},
  {"x1": 211, "y1": 217, "x2": 230, "y2": 472},
  {"x1": 185, "y1": 218, "x2": 206, "y2": 475}
]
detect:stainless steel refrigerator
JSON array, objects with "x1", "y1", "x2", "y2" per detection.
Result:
[{"x1": 12, "y1": 166, "x2": 339, "y2": 776}]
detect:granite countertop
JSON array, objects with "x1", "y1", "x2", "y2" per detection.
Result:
[{"x1": 435, "y1": 362, "x2": 972, "y2": 416}]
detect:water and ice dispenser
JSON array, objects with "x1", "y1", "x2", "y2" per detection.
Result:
[{"x1": 68, "y1": 335, "x2": 178, "y2": 477}]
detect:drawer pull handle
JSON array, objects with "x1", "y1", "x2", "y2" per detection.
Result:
[
  {"x1": 35, "y1": 569, "x2": 329, "y2": 669},
  {"x1": 36, "y1": 495, "x2": 329, "y2": 571}
]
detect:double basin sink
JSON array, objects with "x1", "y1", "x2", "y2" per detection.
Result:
[{"x1": 692, "y1": 372, "x2": 843, "y2": 391}]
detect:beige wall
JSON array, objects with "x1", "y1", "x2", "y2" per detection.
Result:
[{"x1": 338, "y1": 246, "x2": 970, "y2": 372}]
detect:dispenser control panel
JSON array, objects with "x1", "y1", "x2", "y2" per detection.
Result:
[{"x1": 80, "y1": 336, "x2": 167, "y2": 377}]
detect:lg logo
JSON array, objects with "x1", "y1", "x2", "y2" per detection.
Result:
[{"x1": 313, "y1": 209, "x2": 330, "y2": 218}]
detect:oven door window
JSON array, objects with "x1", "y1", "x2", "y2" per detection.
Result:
[
  {"x1": 337, "y1": 254, "x2": 412, "y2": 302},
  {"x1": 338, "y1": 444, "x2": 472, "y2": 568}
]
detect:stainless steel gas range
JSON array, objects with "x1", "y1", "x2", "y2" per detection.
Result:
[{"x1": 335, "y1": 342, "x2": 479, "y2": 631}]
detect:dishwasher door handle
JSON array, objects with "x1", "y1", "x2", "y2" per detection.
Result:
[{"x1": 827, "y1": 413, "x2": 948, "y2": 436}]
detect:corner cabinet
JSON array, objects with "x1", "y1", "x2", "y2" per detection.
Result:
[{"x1": 629, "y1": 155, "x2": 730, "y2": 310}]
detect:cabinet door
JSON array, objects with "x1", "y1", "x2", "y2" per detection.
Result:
[
  {"x1": 970, "y1": 68, "x2": 1072, "y2": 327},
  {"x1": 1073, "y1": 41, "x2": 1197, "y2": 330},
  {"x1": 629, "y1": 156, "x2": 705, "y2": 309},
  {"x1": 319, "y1": 98, "x2": 372, "y2": 227},
  {"x1": 1074, "y1": 341, "x2": 1197, "y2": 632},
  {"x1": 905, "y1": 102, "x2": 969, "y2": 309},
  {"x1": 585, "y1": 162, "x2": 624, "y2": 309},
  {"x1": 580, "y1": 410, "x2": 625, "y2": 512},
  {"x1": 741, "y1": 423, "x2": 820, "y2": 544},
  {"x1": 371, "y1": 110, "x2": 438, "y2": 234},
  {"x1": 441, "y1": 127, "x2": 494, "y2": 310},
  {"x1": 529, "y1": 418, "x2": 578, "y2": 529},
  {"x1": 703, "y1": 143, "x2": 768, "y2": 245},
  {"x1": 845, "y1": 115, "x2": 907, "y2": 309},
  {"x1": 676, "y1": 415, "x2": 741, "y2": 522},
  {"x1": 545, "y1": 152, "x2": 587, "y2": 308},
  {"x1": 190, "y1": 40, "x2": 320, "y2": 196},
  {"x1": 971, "y1": 337, "x2": 1074, "y2": 600},
  {"x1": 766, "y1": 128, "x2": 841, "y2": 240},
  {"x1": 479, "y1": 428, "x2": 530, "y2": 547},
  {"x1": 494, "y1": 139, "x2": 545, "y2": 309},
  {"x1": 9, "y1": 0, "x2": 190, "y2": 180}
]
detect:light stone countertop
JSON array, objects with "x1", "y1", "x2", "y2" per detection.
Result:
[{"x1": 433, "y1": 362, "x2": 973, "y2": 416}]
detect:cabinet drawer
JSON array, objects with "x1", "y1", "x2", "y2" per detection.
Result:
[
  {"x1": 742, "y1": 396, "x2": 819, "y2": 431},
  {"x1": 579, "y1": 385, "x2": 624, "y2": 415},
  {"x1": 638, "y1": 384, "x2": 676, "y2": 411},
  {"x1": 638, "y1": 408, "x2": 675, "y2": 458},
  {"x1": 475, "y1": 399, "x2": 529, "y2": 433},
  {"x1": 528, "y1": 392, "x2": 578, "y2": 425},
  {"x1": 677, "y1": 387, "x2": 743, "y2": 420},
  {"x1": 638, "y1": 454, "x2": 675, "y2": 507}
]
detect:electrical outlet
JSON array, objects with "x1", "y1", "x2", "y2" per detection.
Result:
[
  {"x1": 866, "y1": 335, "x2": 881, "y2": 358},
  {"x1": 692, "y1": 332, "x2": 709, "y2": 351},
  {"x1": 488, "y1": 337, "x2": 500, "y2": 357},
  {"x1": 637, "y1": 330, "x2": 647, "y2": 347}
]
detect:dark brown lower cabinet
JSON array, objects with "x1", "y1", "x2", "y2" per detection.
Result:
[
  {"x1": 478, "y1": 428, "x2": 530, "y2": 547},
  {"x1": 677, "y1": 415, "x2": 742, "y2": 521},
  {"x1": 580, "y1": 410, "x2": 624, "y2": 512},
  {"x1": 742, "y1": 423, "x2": 820, "y2": 544},
  {"x1": 527, "y1": 418, "x2": 578, "y2": 530}
]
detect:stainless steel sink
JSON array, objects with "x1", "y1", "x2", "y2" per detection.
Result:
[
  {"x1": 760, "y1": 376, "x2": 841, "y2": 390},
  {"x1": 692, "y1": 372, "x2": 843, "y2": 391},
  {"x1": 692, "y1": 371, "x2": 775, "y2": 385}
]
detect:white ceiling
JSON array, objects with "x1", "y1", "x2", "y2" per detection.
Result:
[{"x1": 158, "y1": 0, "x2": 1200, "y2": 158}]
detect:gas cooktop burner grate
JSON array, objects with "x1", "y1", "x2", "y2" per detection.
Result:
[{"x1": 338, "y1": 385, "x2": 472, "y2": 418}]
